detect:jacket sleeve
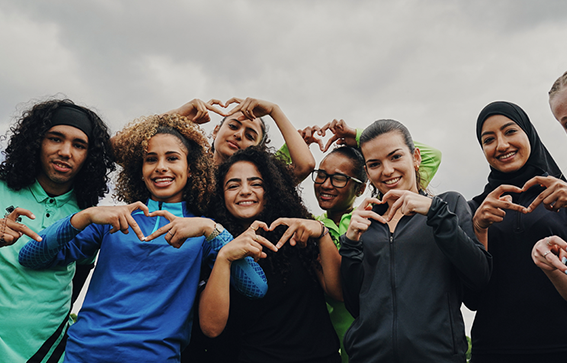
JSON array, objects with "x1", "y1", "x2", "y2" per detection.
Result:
[
  {"x1": 426, "y1": 192, "x2": 492, "y2": 292},
  {"x1": 207, "y1": 229, "x2": 268, "y2": 299},
  {"x1": 414, "y1": 141, "x2": 442, "y2": 188},
  {"x1": 19, "y1": 214, "x2": 102, "y2": 269},
  {"x1": 339, "y1": 234, "x2": 365, "y2": 318}
]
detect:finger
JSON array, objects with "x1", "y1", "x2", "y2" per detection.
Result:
[
  {"x1": 126, "y1": 214, "x2": 145, "y2": 240},
  {"x1": 269, "y1": 218, "x2": 290, "y2": 231},
  {"x1": 253, "y1": 235, "x2": 277, "y2": 252},
  {"x1": 317, "y1": 137, "x2": 326, "y2": 152},
  {"x1": 522, "y1": 176, "x2": 550, "y2": 191},
  {"x1": 144, "y1": 224, "x2": 173, "y2": 242},
  {"x1": 8, "y1": 207, "x2": 36, "y2": 221},
  {"x1": 225, "y1": 102, "x2": 243, "y2": 116},
  {"x1": 147, "y1": 209, "x2": 177, "y2": 221},
  {"x1": 224, "y1": 97, "x2": 243, "y2": 107},
  {"x1": 275, "y1": 225, "x2": 297, "y2": 249},
  {"x1": 323, "y1": 134, "x2": 339, "y2": 152},
  {"x1": 318, "y1": 123, "x2": 330, "y2": 137},
  {"x1": 356, "y1": 209, "x2": 388, "y2": 224},
  {"x1": 250, "y1": 220, "x2": 270, "y2": 232},
  {"x1": 130, "y1": 201, "x2": 150, "y2": 217},
  {"x1": 4, "y1": 220, "x2": 42, "y2": 242}
]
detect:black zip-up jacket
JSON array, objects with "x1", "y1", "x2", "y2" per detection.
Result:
[{"x1": 340, "y1": 192, "x2": 492, "y2": 363}]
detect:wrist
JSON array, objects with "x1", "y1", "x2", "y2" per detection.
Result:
[{"x1": 205, "y1": 222, "x2": 224, "y2": 241}]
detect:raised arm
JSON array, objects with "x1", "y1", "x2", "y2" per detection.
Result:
[{"x1": 226, "y1": 98, "x2": 316, "y2": 182}]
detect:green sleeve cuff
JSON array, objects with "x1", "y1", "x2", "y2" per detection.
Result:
[{"x1": 276, "y1": 143, "x2": 292, "y2": 165}]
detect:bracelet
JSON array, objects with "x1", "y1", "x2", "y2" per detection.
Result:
[
  {"x1": 317, "y1": 220, "x2": 329, "y2": 239},
  {"x1": 205, "y1": 223, "x2": 224, "y2": 241}
]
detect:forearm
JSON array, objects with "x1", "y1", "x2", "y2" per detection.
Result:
[
  {"x1": 544, "y1": 269, "x2": 567, "y2": 301},
  {"x1": 339, "y1": 234, "x2": 364, "y2": 317},
  {"x1": 427, "y1": 195, "x2": 492, "y2": 291},
  {"x1": 19, "y1": 215, "x2": 82, "y2": 269},
  {"x1": 207, "y1": 229, "x2": 268, "y2": 299},
  {"x1": 317, "y1": 234, "x2": 343, "y2": 301},
  {"x1": 270, "y1": 106, "x2": 315, "y2": 182},
  {"x1": 199, "y1": 258, "x2": 232, "y2": 338}
]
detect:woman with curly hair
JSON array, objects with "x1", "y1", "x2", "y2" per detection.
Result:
[
  {"x1": 19, "y1": 108, "x2": 272, "y2": 362},
  {"x1": 197, "y1": 147, "x2": 342, "y2": 363}
]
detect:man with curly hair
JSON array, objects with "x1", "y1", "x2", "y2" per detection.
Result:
[{"x1": 0, "y1": 99, "x2": 114, "y2": 363}]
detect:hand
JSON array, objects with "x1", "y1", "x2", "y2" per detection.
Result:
[
  {"x1": 74, "y1": 202, "x2": 149, "y2": 241},
  {"x1": 166, "y1": 98, "x2": 227, "y2": 124},
  {"x1": 298, "y1": 125, "x2": 325, "y2": 151},
  {"x1": 143, "y1": 210, "x2": 214, "y2": 248},
  {"x1": 318, "y1": 119, "x2": 357, "y2": 152},
  {"x1": 532, "y1": 236, "x2": 567, "y2": 273},
  {"x1": 523, "y1": 176, "x2": 567, "y2": 213},
  {"x1": 381, "y1": 190, "x2": 433, "y2": 221},
  {"x1": 269, "y1": 218, "x2": 326, "y2": 249},
  {"x1": 225, "y1": 97, "x2": 277, "y2": 121},
  {"x1": 345, "y1": 197, "x2": 388, "y2": 241},
  {"x1": 472, "y1": 184, "x2": 526, "y2": 234},
  {"x1": 0, "y1": 208, "x2": 42, "y2": 247},
  {"x1": 218, "y1": 221, "x2": 276, "y2": 262}
]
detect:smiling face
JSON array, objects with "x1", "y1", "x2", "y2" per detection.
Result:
[
  {"x1": 480, "y1": 114, "x2": 531, "y2": 173},
  {"x1": 361, "y1": 131, "x2": 421, "y2": 196},
  {"x1": 550, "y1": 87, "x2": 567, "y2": 133},
  {"x1": 212, "y1": 113, "x2": 264, "y2": 164},
  {"x1": 142, "y1": 133, "x2": 190, "y2": 203},
  {"x1": 223, "y1": 161, "x2": 267, "y2": 224},
  {"x1": 314, "y1": 152, "x2": 362, "y2": 214},
  {"x1": 38, "y1": 125, "x2": 89, "y2": 196}
]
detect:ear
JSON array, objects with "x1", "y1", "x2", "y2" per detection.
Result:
[
  {"x1": 413, "y1": 147, "x2": 421, "y2": 171},
  {"x1": 212, "y1": 124, "x2": 220, "y2": 140}
]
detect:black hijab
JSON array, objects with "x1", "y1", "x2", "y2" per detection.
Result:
[{"x1": 472, "y1": 101, "x2": 564, "y2": 205}]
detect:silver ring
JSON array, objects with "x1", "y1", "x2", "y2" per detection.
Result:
[{"x1": 543, "y1": 250, "x2": 551, "y2": 257}]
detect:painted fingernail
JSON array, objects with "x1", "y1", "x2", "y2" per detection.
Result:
[{"x1": 562, "y1": 257, "x2": 567, "y2": 264}]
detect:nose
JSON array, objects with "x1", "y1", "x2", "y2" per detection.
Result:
[
  {"x1": 496, "y1": 134, "x2": 510, "y2": 152},
  {"x1": 233, "y1": 128, "x2": 243, "y2": 140},
  {"x1": 57, "y1": 141, "x2": 72, "y2": 158},
  {"x1": 383, "y1": 161, "x2": 394, "y2": 176},
  {"x1": 321, "y1": 176, "x2": 334, "y2": 189},
  {"x1": 239, "y1": 182, "x2": 252, "y2": 195},
  {"x1": 156, "y1": 158, "x2": 168, "y2": 172}
]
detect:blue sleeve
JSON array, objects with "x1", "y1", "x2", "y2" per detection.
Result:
[
  {"x1": 207, "y1": 229, "x2": 268, "y2": 299},
  {"x1": 19, "y1": 214, "x2": 102, "y2": 269}
]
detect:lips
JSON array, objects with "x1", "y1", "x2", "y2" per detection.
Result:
[
  {"x1": 152, "y1": 177, "x2": 174, "y2": 187},
  {"x1": 319, "y1": 193, "x2": 336, "y2": 201},
  {"x1": 52, "y1": 160, "x2": 72, "y2": 172},
  {"x1": 497, "y1": 151, "x2": 517, "y2": 161},
  {"x1": 383, "y1": 177, "x2": 400, "y2": 186},
  {"x1": 227, "y1": 140, "x2": 240, "y2": 150},
  {"x1": 236, "y1": 200, "x2": 257, "y2": 206}
]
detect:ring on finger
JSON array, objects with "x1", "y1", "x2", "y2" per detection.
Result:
[{"x1": 543, "y1": 250, "x2": 551, "y2": 257}]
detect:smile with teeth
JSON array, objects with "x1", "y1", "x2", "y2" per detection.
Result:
[
  {"x1": 384, "y1": 177, "x2": 400, "y2": 185},
  {"x1": 498, "y1": 151, "x2": 516, "y2": 160},
  {"x1": 153, "y1": 177, "x2": 174, "y2": 186},
  {"x1": 319, "y1": 193, "x2": 336, "y2": 199},
  {"x1": 53, "y1": 161, "x2": 71, "y2": 171},
  {"x1": 237, "y1": 200, "x2": 256, "y2": 206}
]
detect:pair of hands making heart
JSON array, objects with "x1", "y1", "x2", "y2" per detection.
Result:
[
  {"x1": 346, "y1": 190, "x2": 434, "y2": 241},
  {"x1": 72, "y1": 203, "x2": 325, "y2": 263},
  {"x1": 299, "y1": 119, "x2": 358, "y2": 152},
  {"x1": 166, "y1": 97, "x2": 280, "y2": 124}
]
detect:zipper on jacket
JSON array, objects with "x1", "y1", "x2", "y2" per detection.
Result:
[{"x1": 389, "y1": 232, "x2": 399, "y2": 362}]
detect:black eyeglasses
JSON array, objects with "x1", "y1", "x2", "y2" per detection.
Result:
[{"x1": 311, "y1": 170, "x2": 363, "y2": 188}]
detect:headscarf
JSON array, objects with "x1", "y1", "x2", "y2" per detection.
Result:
[{"x1": 472, "y1": 101, "x2": 564, "y2": 205}]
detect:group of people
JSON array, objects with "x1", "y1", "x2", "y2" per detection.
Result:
[{"x1": 1, "y1": 70, "x2": 567, "y2": 363}]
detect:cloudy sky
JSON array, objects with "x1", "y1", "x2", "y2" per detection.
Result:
[{"x1": 2, "y1": 0, "x2": 567, "y2": 328}]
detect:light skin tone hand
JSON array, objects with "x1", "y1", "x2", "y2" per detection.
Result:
[
  {"x1": 318, "y1": 119, "x2": 358, "y2": 152},
  {"x1": 143, "y1": 210, "x2": 216, "y2": 248},
  {"x1": 523, "y1": 175, "x2": 567, "y2": 213},
  {"x1": 70, "y1": 202, "x2": 149, "y2": 241},
  {"x1": 270, "y1": 218, "x2": 325, "y2": 249},
  {"x1": 531, "y1": 235, "x2": 567, "y2": 300},
  {"x1": 380, "y1": 189, "x2": 433, "y2": 221},
  {"x1": 472, "y1": 184, "x2": 526, "y2": 249},
  {"x1": 165, "y1": 98, "x2": 228, "y2": 124},
  {"x1": 298, "y1": 125, "x2": 325, "y2": 151},
  {"x1": 345, "y1": 197, "x2": 388, "y2": 241},
  {"x1": 199, "y1": 221, "x2": 277, "y2": 338},
  {"x1": 0, "y1": 208, "x2": 42, "y2": 247}
]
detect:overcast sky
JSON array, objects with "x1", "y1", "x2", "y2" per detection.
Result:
[
  {"x1": 2, "y1": 0, "x2": 567, "y2": 212},
  {"x1": 2, "y1": 0, "x2": 567, "y2": 333}
]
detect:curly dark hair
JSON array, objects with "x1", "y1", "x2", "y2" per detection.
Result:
[
  {"x1": 112, "y1": 114, "x2": 214, "y2": 216},
  {"x1": 0, "y1": 99, "x2": 114, "y2": 209},
  {"x1": 209, "y1": 147, "x2": 320, "y2": 282}
]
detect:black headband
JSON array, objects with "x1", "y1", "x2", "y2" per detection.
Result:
[{"x1": 50, "y1": 104, "x2": 93, "y2": 140}]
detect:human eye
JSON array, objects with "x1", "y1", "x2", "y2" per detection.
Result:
[
  {"x1": 391, "y1": 153, "x2": 403, "y2": 161},
  {"x1": 144, "y1": 156, "x2": 157, "y2": 163},
  {"x1": 167, "y1": 155, "x2": 180, "y2": 162},
  {"x1": 482, "y1": 137, "x2": 494, "y2": 145},
  {"x1": 366, "y1": 161, "x2": 381, "y2": 169},
  {"x1": 48, "y1": 136, "x2": 62, "y2": 143},
  {"x1": 225, "y1": 182, "x2": 240, "y2": 190},
  {"x1": 333, "y1": 174, "x2": 348, "y2": 184},
  {"x1": 315, "y1": 170, "x2": 328, "y2": 181},
  {"x1": 74, "y1": 143, "x2": 87, "y2": 150},
  {"x1": 504, "y1": 128, "x2": 518, "y2": 136},
  {"x1": 228, "y1": 123, "x2": 238, "y2": 130},
  {"x1": 246, "y1": 133, "x2": 256, "y2": 141}
]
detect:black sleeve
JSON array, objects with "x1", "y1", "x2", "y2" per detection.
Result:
[
  {"x1": 339, "y1": 234, "x2": 364, "y2": 318},
  {"x1": 427, "y1": 192, "x2": 493, "y2": 292}
]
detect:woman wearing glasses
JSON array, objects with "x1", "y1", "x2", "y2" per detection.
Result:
[{"x1": 306, "y1": 120, "x2": 442, "y2": 363}]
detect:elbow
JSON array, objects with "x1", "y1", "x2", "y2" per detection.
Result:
[
  {"x1": 294, "y1": 160, "x2": 315, "y2": 183},
  {"x1": 200, "y1": 322, "x2": 226, "y2": 338}
]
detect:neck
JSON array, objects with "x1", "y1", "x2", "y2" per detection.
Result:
[
  {"x1": 327, "y1": 206, "x2": 354, "y2": 226},
  {"x1": 213, "y1": 150, "x2": 226, "y2": 166},
  {"x1": 36, "y1": 176, "x2": 72, "y2": 197}
]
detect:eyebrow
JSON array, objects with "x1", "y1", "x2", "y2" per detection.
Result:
[
  {"x1": 480, "y1": 121, "x2": 517, "y2": 138},
  {"x1": 228, "y1": 118, "x2": 260, "y2": 137},
  {"x1": 365, "y1": 148, "x2": 403, "y2": 164},
  {"x1": 225, "y1": 176, "x2": 263, "y2": 186},
  {"x1": 46, "y1": 130, "x2": 88, "y2": 145}
]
